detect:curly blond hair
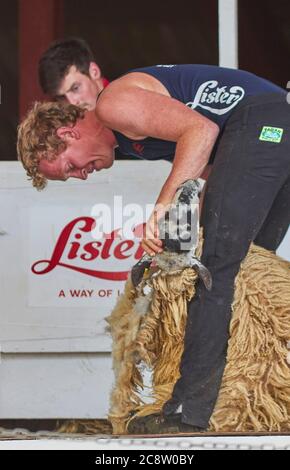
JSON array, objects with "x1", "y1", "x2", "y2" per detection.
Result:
[{"x1": 17, "y1": 101, "x2": 85, "y2": 190}]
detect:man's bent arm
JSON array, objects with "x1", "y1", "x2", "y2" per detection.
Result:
[
  {"x1": 155, "y1": 129, "x2": 217, "y2": 210},
  {"x1": 97, "y1": 86, "x2": 219, "y2": 209}
]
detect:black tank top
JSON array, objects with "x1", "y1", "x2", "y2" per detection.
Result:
[{"x1": 112, "y1": 64, "x2": 285, "y2": 163}]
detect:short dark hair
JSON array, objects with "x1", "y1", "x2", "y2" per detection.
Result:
[{"x1": 38, "y1": 37, "x2": 95, "y2": 96}]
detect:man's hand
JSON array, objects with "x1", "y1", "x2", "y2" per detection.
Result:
[{"x1": 141, "y1": 207, "x2": 165, "y2": 256}]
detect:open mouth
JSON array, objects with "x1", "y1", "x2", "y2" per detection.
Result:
[
  {"x1": 92, "y1": 160, "x2": 104, "y2": 171},
  {"x1": 87, "y1": 164, "x2": 95, "y2": 174}
]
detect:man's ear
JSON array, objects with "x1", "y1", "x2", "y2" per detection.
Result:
[
  {"x1": 89, "y1": 62, "x2": 101, "y2": 81},
  {"x1": 56, "y1": 126, "x2": 80, "y2": 141}
]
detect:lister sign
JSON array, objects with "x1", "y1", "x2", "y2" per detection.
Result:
[
  {"x1": 0, "y1": 161, "x2": 172, "y2": 352},
  {"x1": 31, "y1": 216, "x2": 145, "y2": 281}
]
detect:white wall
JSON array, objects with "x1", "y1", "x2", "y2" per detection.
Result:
[{"x1": 0, "y1": 161, "x2": 171, "y2": 418}]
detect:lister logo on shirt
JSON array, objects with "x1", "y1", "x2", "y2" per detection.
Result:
[{"x1": 187, "y1": 80, "x2": 245, "y2": 115}]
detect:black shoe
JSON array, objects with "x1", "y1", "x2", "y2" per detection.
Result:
[{"x1": 127, "y1": 412, "x2": 205, "y2": 435}]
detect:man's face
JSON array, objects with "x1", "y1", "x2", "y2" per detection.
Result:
[
  {"x1": 55, "y1": 63, "x2": 101, "y2": 111},
  {"x1": 38, "y1": 112, "x2": 116, "y2": 182}
]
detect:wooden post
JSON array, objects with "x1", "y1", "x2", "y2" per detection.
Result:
[{"x1": 19, "y1": 0, "x2": 64, "y2": 118}]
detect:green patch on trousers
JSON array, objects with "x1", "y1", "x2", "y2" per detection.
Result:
[{"x1": 259, "y1": 126, "x2": 284, "y2": 143}]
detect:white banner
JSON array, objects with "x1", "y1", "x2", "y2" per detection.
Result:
[{"x1": 0, "y1": 161, "x2": 171, "y2": 352}]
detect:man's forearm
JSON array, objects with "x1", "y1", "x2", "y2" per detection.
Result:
[
  {"x1": 200, "y1": 164, "x2": 213, "y2": 182},
  {"x1": 155, "y1": 124, "x2": 218, "y2": 210}
]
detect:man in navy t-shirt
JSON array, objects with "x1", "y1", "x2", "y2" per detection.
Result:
[{"x1": 18, "y1": 64, "x2": 290, "y2": 433}]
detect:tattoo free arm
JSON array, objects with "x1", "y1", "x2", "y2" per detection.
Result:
[{"x1": 96, "y1": 86, "x2": 219, "y2": 253}]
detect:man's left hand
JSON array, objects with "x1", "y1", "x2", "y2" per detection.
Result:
[{"x1": 141, "y1": 209, "x2": 164, "y2": 256}]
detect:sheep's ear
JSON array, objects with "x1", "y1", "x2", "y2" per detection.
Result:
[
  {"x1": 131, "y1": 255, "x2": 153, "y2": 287},
  {"x1": 192, "y1": 260, "x2": 212, "y2": 291}
]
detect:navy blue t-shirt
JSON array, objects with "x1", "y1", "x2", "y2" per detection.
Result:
[{"x1": 113, "y1": 64, "x2": 285, "y2": 163}]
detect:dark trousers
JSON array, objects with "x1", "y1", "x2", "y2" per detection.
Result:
[{"x1": 163, "y1": 93, "x2": 290, "y2": 428}]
